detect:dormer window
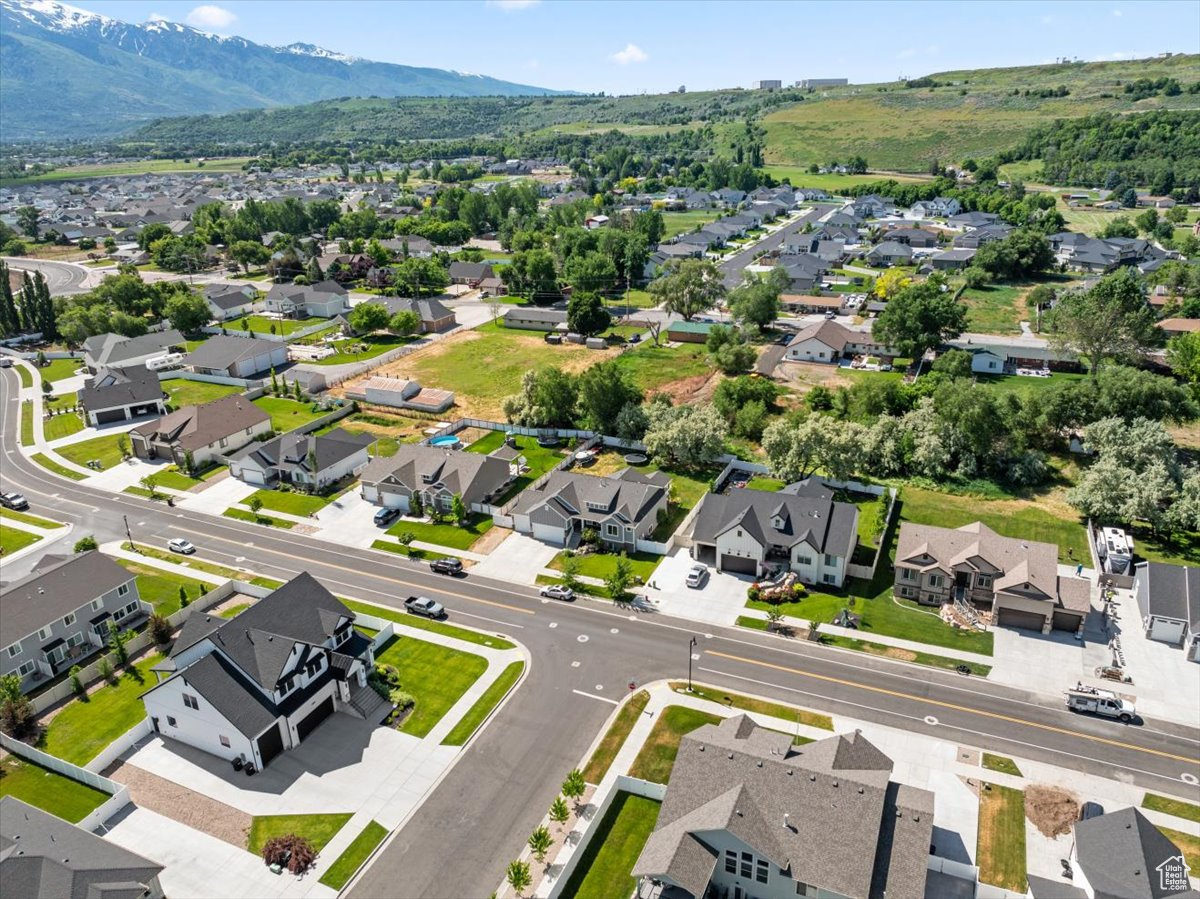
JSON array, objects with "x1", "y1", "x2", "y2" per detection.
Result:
[{"x1": 772, "y1": 517, "x2": 784, "y2": 529}]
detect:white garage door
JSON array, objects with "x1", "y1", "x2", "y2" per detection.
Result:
[
  {"x1": 1149, "y1": 618, "x2": 1186, "y2": 644},
  {"x1": 238, "y1": 468, "x2": 266, "y2": 486},
  {"x1": 532, "y1": 523, "x2": 565, "y2": 546}
]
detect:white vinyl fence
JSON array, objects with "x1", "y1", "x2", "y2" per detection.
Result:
[{"x1": 0, "y1": 733, "x2": 132, "y2": 831}]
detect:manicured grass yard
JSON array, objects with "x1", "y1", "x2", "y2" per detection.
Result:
[
  {"x1": 1, "y1": 527, "x2": 41, "y2": 556},
  {"x1": 671, "y1": 682, "x2": 833, "y2": 731},
  {"x1": 153, "y1": 467, "x2": 203, "y2": 490},
  {"x1": 583, "y1": 690, "x2": 650, "y2": 784},
  {"x1": 224, "y1": 315, "x2": 312, "y2": 337},
  {"x1": 549, "y1": 550, "x2": 661, "y2": 583},
  {"x1": 373, "y1": 634, "x2": 488, "y2": 738},
  {"x1": 386, "y1": 513, "x2": 493, "y2": 551},
  {"x1": 649, "y1": 462, "x2": 722, "y2": 542},
  {"x1": 160, "y1": 378, "x2": 242, "y2": 409},
  {"x1": 246, "y1": 489, "x2": 331, "y2": 517},
  {"x1": 32, "y1": 453, "x2": 87, "y2": 480},
  {"x1": 441, "y1": 660, "x2": 524, "y2": 746},
  {"x1": 251, "y1": 396, "x2": 330, "y2": 433},
  {"x1": 224, "y1": 507, "x2": 296, "y2": 529},
  {"x1": 247, "y1": 813, "x2": 352, "y2": 855},
  {"x1": 560, "y1": 793, "x2": 662, "y2": 899},
  {"x1": 0, "y1": 756, "x2": 110, "y2": 823},
  {"x1": 117, "y1": 560, "x2": 207, "y2": 616},
  {"x1": 43, "y1": 411, "x2": 85, "y2": 441},
  {"x1": 343, "y1": 599, "x2": 514, "y2": 649},
  {"x1": 40, "y1": 653, "x2": 165, "y2": 766},
  {"x1": 465, "y1": 431, "x2": 565, "y2": 504},
  {"x1": 744, "y1": 476, "x2": 786, "y2": 491},
  {"x1": 318, "y1": 820, "x2": 388, "y2": 890},
  {"x1": 982, "y1": 753, "x2": 1023, "y2": 777},
  {"x1": 37, "y1": 358, "x2": 84, "y2": 383},
  {"x1": 1, "y1": 508, "x2": 65, "y2": 528},
  {"x1": 54, "y1": 433, "x2": 128, "y2": 470},
  {"x1": 628, "y1": 706, "x2": 722, "y2": 783},
  {"x1": 1143, "y1": 793, "x2": 1200, "y2": 824},
  {"x1": 311, "y1": 334, "x2": 415, "y2": 366},
  {"x1": 977, "y1": 784, "x2": 1027, "y2": 893}
]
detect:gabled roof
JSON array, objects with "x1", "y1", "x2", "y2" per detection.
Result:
[
  {"x1": 448, "y1": 261, "x2": 494, "y2": 280},
  {"x1": 0, "y1": 797, "x2": 163, "y2": 899},
  {"x1": 377, "y1": 295, "x2": 454, "y2": 323},
  {"x1": 1135, "y1": 561, "x2": 1200, "y2": 628},
  {"x1": 82, "y1": 330, "x2": 184, "y2": 367},
  {"x1": 360, "y1": 444, "x2": 511, "y2": 507},
  {"x1": 1075, "y1": 807, "x2": 1200, "y2": 899},
  {"x1": 513, "y1": 468, "x2": 669, "y2": 527},
  {"x1": 130, "y1": 395, "x2": 269, "y2": 452},
  {"x1": 168, "y1": 650, "x2": 281, "y2": 738},
  {"x1": 788, "y1": 319, "x2": 855, "y2": 351},
  {"x1": 78, "y1": 364, "x2": 162, "y2": 412},
  {"x1": 185, "y1": 335, "x2": 283, "y2": 371},
  {"x1": 227, "y1": 427, "x2": 372, "y2": 477},
  {"x1": 0, "y1": 552, "x2": 135, "y2": 648},
  {"x1": 690, "y1": 489, "x2": 857, "y2": 558}
]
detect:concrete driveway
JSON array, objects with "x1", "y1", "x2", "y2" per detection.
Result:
[
  {"x1": 177, "y1": 473, "x2": 256, "y2": 515},
  {"x1": 470, "y1": 531, "x2": 559, "y2": 584},
  {"x1": 313, "y1": 489, "x2": 383, "y2": 548},
  {"x1": 640, "y1": 547, "x2": 750, "y2": 626},
  {"x1": 1111, "y1": 586, "x2": 1200, "y2": 728}
]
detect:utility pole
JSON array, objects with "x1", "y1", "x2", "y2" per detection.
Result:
[
  {"x1": 123, "y1": 515, "x2": 137, "y2": 552},
  {"x1": 687, "y1": 636, "x2": 697, "y2": 692}
]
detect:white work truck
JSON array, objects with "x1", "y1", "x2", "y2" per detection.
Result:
[{"x1": 1065, "y1": 683, "x2": 1136, "y2": 722}]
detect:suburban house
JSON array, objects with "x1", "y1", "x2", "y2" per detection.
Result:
[
  {"x1": 227, "y1": 427, "x2": 373, "y2": 490},
  {"x1": 0, "y1": 552, "x2": 147, "y2": 693},
  {"x1": 510, "y1": 468, "x2": 669, "y2": 550},
  {"x1": 911, "y1": 197, "x2": 962, "y2": 218},
  {"x1": 77, "y1": 363, "x2": 166, "y2": 426},
  {"x1": 865, "y1": 240, "x2": 914, "y2": 266},
  {"x1": 930, "y1": 248, "x2": 976, "y2": 271},
  {"x1": 958, "y1": 346, "x2": 1006, "y2": 374},
  {"x1": 130, "y1": 394, "x2": 272, "y2": 468},
  {"x1": 784, "y1": 320, "x2": 893, "y2": 363},
  {"x1": 448, "y1": 261, "x2": 494, "y2": 288},
  {"x1": 0, "y1": 798, "x2": 165, "y2": 899},
  {"x1": 884, "y1": 227, "x2": 939, "y2": 249},
  {"x1": 82, "y1": 329, "x2": 185, "y2": 373},
  {"x1": 953, "y1": 223, "x2": 1013, "y2": 250},
  {"x1": 894, "y1": 522, "x2": 1092, "y2": 633},
  {"x1": 359, "y1": 376, "x2": 456, "y2": 413},
  {"x1": 360, "y1": 443, "x2": 513, "y2": 514},
  {"x1": 186, "y1": 335, "x2": 289, "y2": 379},
  {"x1": 1037, "y1": 807, "x2": 1199, "y2": 899},
  {"x1": 666, "y1": 321, "x2": 718, "y2": 344},
  {"x1": 1158, "y1": 318, "x2": 1200, "y2": 339},
  {"x1": 690, "y1": 481, "x2": 858, "y2": 585},
  {"x1": 141, "y1": 573, "x2": 380, "y2": 770},
  {"x1": 378, "y1": 296, "x2": 457, "y2": 333},
  {"x1": 779, "y1": 294, "x2": 844, "y2": 315},
  {"x1": 1133, "y1": 561, "x2": 1200, "y2": 660},
  {"x1": 632, "y1": 715, "x2": 937, "y2": 899},
  {"x1": 503, "y1": 307, "x2": 568, "y2": 331},
  {"x1": 264, "y1": 281, "x2": 348, "y2": 318},
  {"x1": 203, "y1": 284, "x2": 258, "y2": 321}
]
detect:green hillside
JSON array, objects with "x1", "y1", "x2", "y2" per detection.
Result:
[{"x1": 761, "y1": 55, "x2": 1200, "y2": 172}]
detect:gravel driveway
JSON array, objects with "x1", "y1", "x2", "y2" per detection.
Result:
[{"x1": 105, "y1": 759, "x2": 252, "y2": 847}]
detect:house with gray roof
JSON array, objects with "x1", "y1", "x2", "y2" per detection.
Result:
[
  {"x1": 228, "y1": 427, "x2": 372, "y2": 490},
  {"x1": 690, "y1": 483, "x2": 858, "y2": 585},
  {"x1": 360, "y1": 443, "x2": 513, "y2": 515},
  {"x1": 895, "y1": 521, "x2": 1091, "y2": 634},
  {"x1": 82, "y1": 330, "x2": 184, "y2": 373},
  {"x1": 130, "y1": 394, "x2": 272, "y2": 468},
  {"x1": 141, "y1": 572, "x2": 378, "y2": 770},
  {"x1": 186, "y1": 334, "x2": 288, "y2": 379},
  {"x1": 377, "y1": 296, "x2": 457, "y2": 333},
  {"x1": 0, "y1": 797, "x2": 165, "y2": 899},
  {"x1": 866, "y1": 240, "x2": 914, "y2": 266},
  {"x1": 632, "y1": 715, "x2": 937, "y2": 899},
  {"x1": 503, "y1": 307, "x2": 568, "y2": 331},
  {"x1": 264, "y1": 281, "x2": 347, "y2": 318},
  {"x1": 1133, "y1": 561, "x2": 1200, "y2": 661},
  {"x1": 203, "y1": 283, "x2": 258, "y2": 321},
  {"x1": 510, "y1": 468, "x2": 669, "y2": 550},
  {"x1": 77, "y1": 364, "x2": 166, "y2": 426},
  {"x1": 0, "y1": 552, "x2": 146, "y2": 693}
]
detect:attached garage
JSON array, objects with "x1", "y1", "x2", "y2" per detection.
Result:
[
  {"x1": 1051, "y1": 610, "x2": 1083, "y2": 632},
  {"x1": 720, "y1": 554, "x2": 759, "y2": 575},
  {"x1": 255, "y1": 722, "x2": 285, "y2": 768},
  {"x1": 996, "y1": 608, "x2": 1046, "y2": 631},
  {"x1": 93, "y1": 408, "x2": 127, "y2": 425},
  {"x1": 1148, "y1": 617, "x2": 1186, "y2": 645},
  {"x1": 533, "y1": 522, "x2": 567, "y2": 546},
  {"x1": 694, "y1": 544, "x2": 717, "y2": 566},
  {"x1": 295, "y1": 695, "x2": 335, "y2": 742},
  {"x1": 232, "y1": 465, "x2": 267, "y2": 486}
]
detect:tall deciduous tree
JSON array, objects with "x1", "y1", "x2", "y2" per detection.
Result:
[
  {"x1": 649, "y1": 258, "x2": 726, "y2": 321},
  {"x1": 643, "y1": 403, "x2": 727, "y2": 469},
  {"x1": 164, "y1": 291, "x2": 211, "y2": 334},
  {"x1": 347, "y1": 301, "x2": 390, "y2": 334},
  {"x1": 727, "y1": 276, "x2": 780, "y2": 330},
  {"x1": 577, "y1": 360, "x2": 641, "y2": 434},
  {"x1": 566, "y1": 291, "x2": 611, "y2": 336},
  {"x1": 871, "y1": 276, "x2": 965, "y2": 360},
  {"x1": 1045, "y1": 270, "x2": 1159, "y2": 378}
]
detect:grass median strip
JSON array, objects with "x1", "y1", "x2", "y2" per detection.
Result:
[
  {"x1": 977, "y1": 783, "x2": 1027, "y2": 893},
  {"x1": 983, "y1": 753, "x2": 1023, "y2": 778},
  {"x1": 1, "y1": 508, "x2": 65, "y2": 528},
  {"x1": 20, "y1": 400, "x2": 33, "y2": 444},
  {"x1": 343, "y1": 598, "x2": 515, "y2": 650},
  {"x1": 16, "y1": 364, "x2": 33, "y2": 388},
  {"x1": 1159, "y1": 826, "x2": 1200, "y2": 872},
  {"x1": 318, "y1": 820, "x2": 388, "y2": 890},
  {"x1": 122, "y1": 542, "x2": 283, "y2": 588},
  {"x1": 669, "y1": 681, "x2": 833, "y2": 730},
  {"x1": 31, "y1": 453, "x2": 88, "y2": 480},
  {"x1": 370, "y1": 539, "x2": 457, "y2": 562},
  {"x1": 441, "y1": 660, "x2": 524, "y2": 746},
  {"x1": 247, "y1": 813, "x2": 352, "y2": 855},
  {"x1": 224, "y1": 507, "x2": 296, "y2": 529},
  {"x1": 1, "y1": 528, "x2": 41, "y2": 555},
  {"x1": 1143, "y1": 793, "x2": 1200, "y2": 824},
  {"x1": 583, "y1": 690, "x2": 650, "y2": 785}
]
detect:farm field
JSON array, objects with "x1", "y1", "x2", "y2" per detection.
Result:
[{"x1": 1, "y1": 156, "x2": 253, "y2": 185}]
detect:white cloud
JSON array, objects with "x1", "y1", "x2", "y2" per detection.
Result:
[
  {"x1": 1112, "y1": 7, "x2": 1123, "y2": 15},
  {"x1": 186, "y1": 4, "x2": 236, "y2": 29},
  {"x1": 486, "y1": 0, "x2": 540, "y2": 10},
  {"x1": 147, "y1": 12, "x2": 168, "y2": 21},
  {"x1": 611, "y1": 43, "x2": 648, "y2": 65}
]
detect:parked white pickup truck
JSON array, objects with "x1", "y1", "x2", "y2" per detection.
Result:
[{"x1": 1065, "y1": 683, "x2": 1136, "y2": 722}]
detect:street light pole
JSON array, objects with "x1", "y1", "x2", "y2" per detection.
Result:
[
  {"x1": 687, "y1": 636, "x2": 697, "y2": 692},
  {"x1": 123, "y1": 515, "x2": 136, "y2": 552}
]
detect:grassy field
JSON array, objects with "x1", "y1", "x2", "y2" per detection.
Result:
[
  {"x1": 318, "y1": 820, "x2": 388, "y2": 890},
  {"x1": 816, "y1": 632, "x2": 991, "y2": 675},
  {"x1": 761, "y1": 167, "x2": 929, "y2": 191},
  {"x1": 977, "y1": 784, "x2": 1027, "y2": 893},
  {"x1": 1, "y1": 508, "x2": 65, "y2": 528},
  {"x1": 247, "y1": 813, "x2": 352, "y2": 855},
  {"x1": 247, "y1": 489, "x2": 331, "y2": 517},
  {"x1": 549, "y1": 550, "x2": 661, "y2": 583},
  {"x1": 1, "y1": 156, "x2": 252, "y2": 185},
  {"x1": 223, "y1": 507, "x2": 296, "y2": 529},
  {"x1": 1143, "y1": 794, "x2": 1200, "y2": 824},
  {"x1": 160, "y1": 378, "x2": 242, "y2": 408},
  {"x1": 744, "y1": 476, "x2": 786, "y2": 491},
  {"x1": 613, "y1": 341, "x2": 712, "y2": 394},
  {"x1": 40, "y1": 653, "x2": 164, "y2": 766},
  {"x1": 628, "y1": 706, "x2": 722, "y2": 783},
  {"x1": 342, "y1": 598, "x2": 515, "y2": 649},
  {"x1": 0, "y1": 756, "x2": 111, "y2": 823},
  {"x1": 440, "y1": 660, "x2": 524, "y2": 746},
  {"x1": 558, "y1": 792, "x2": 661, "y2": 899},
  {"x1": 661, "y1": 210, "x2": 722, "y2": 239},
  {"x1": 32, "y1": 453, "x2": 88, "y2": 480},
  {"x1": 251, "y1": 396, "x2": 329, "y2": 432},
  {"x1": 0, "y1": 527, "x2": 40, "y2": 556},
  {"x1": 54, "y1": 432, "x2": 127, "y2": 470},
  {"x1": 960, "y1": 283, "x2": 1026, "y2": 334},
  {"x1": 386, "y1": 513, "x2": 493, "y2": 550},
  {"x1": 982, "y1": 753, "x2": 1023, "y2": 777},
  {"x1": 311, "y1": 334, "x2": 416, "y2": 366},
  {"x1": 373, "y1": 634, "x2": 487, "y2": 738},
  {"x1": 583, "y1": 690, "x2": 650, "y2": 784},
  {"x1": 671, "y1": 682, "x2": 833, "y2": 731}
]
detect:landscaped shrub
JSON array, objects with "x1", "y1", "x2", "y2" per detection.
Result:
[
  {"x1": 747, "y1": 586, "x2": 761, "y2": 602},
  {"x1": 148, "y1": 613, "x2": 173, "y2": 645},
  {"x1": 69, "y1": 665, "x2": 84, "y2": 696},
  {"x1": 389, "y1": 689, "x2": 414, "y2": 711},
  {"x1": 261, "y1": 833, "x2": 316, "y2": 874},
  {"x1": 792, "y1": 583, "x2": 807, "y2": 598},
  {"x1": 97, "y1": 657, "x2": 114, "y2": 683}
]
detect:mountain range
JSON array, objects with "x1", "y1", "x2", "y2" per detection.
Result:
[{"x1": 0, "y1": 0, "x2": 563, "y2": 142}]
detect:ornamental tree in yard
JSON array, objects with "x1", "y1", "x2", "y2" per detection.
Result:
[
  {"x1": 506, "y1": 860, "x2": 532, "y2": 896},
  {"x1": 649, "y1": 258, "x2": 726, "y2": 321},
  {"x1": 561, "y1": 768, "x2": 586, "y2": 812},
  {"x1": 549, "y1": 796, "x2": 570, "y2": 825},
  {"x1": 871, "y1": 276, "x2": 966, "y2": 360},
  {"x1": 528, "y1": 825, "x2": 552, "y2": 864},
  {"x1": 348, "y1": 301, "x2": 390, "y2": 335},
  {"x1": 1045, "y1": 270, "x2": 1159, "y2": 378}
]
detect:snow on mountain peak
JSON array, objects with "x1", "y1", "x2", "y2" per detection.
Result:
[
  {"x1": 2, "y1": 0, "x2": 116, "y2": 30},
  {"x1": 280, "y1": 42, "x2": 358, "y2": 64}
]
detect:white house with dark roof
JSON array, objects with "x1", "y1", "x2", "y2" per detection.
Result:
[
  {"x1": 510, "y1": 468, "x2": 669, "y2": 550},
  {"x1": 360, "y1": 444, "x2": 513, "y2": 514},
  {"x1": 227, "y1": 427, "x2": 373, "y2": 489},
  {"x1": 784, "y1": 320, "x2": 894, "y2": 364},
  {"x1": 689, "y1": 480, "x2": 858, "y2": 584},
  {"x1": 203, "y1": 284, "x2": 259, "y2": 321},
  {"x1": 141, "y1": 573, "x2": 380, "y2": 770},
  {"x1": 77, "y1": 363, "x2": 167, "y2": 426},
  {"x1": 632, "y1": 715, "x2": 937, "y2": 899}
]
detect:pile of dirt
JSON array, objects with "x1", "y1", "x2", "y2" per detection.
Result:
[{"x1": 1026, "y1": 784, "x2": 1079, "y2": 838}]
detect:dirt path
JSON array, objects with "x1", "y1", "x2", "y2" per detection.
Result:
[{"x1": 104, "y1": 759, "x2": 252, "y2": 847}]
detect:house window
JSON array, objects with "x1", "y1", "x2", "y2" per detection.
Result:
[
  {"x1": 219, "y1": 437, "x2": 228, "y2": 448},
  {"x1": 796, "y1": 884, "x2": 809, "y2": 897},
  {"x1": 796, "y1": 555, "x2": 812, "y2": 566},
  {"x1": 605, "y1": 523, "x2": 620, "y2": 537},
  {"x1": 117, "y1": 583, "x2": 129, "y2": 597},
  {"x1": 16, "y1": 660, "x2": 35, "y2": 677},
  {"x1": 928, "y1": 574, "x2": 944, "y2": 588},
  {"x1": 5, "y1": 643, "x2": 20, "y2": 659},
  {"x1": 740, "y1": 851, "x2": 753, "y2": 878},
  {"x1": 183, "y1": 694, "x2": 199, "y2": 710},
  {"x1": 900, "y1": 567, "x2": 916, "y2": 581},
  {"x1": 91, "y1": 599, "x2": 103, "y2": 611},
  {"x1": 823, "y1": 554, "x2": 836, "y2": 567},
  {"x1": 67, "y1": 633, "x2": 84, "y2": 648},
  {"x1": 725, "y1": 850, "x2": 737, "y2": 874},
  {"x1": 736, "y1": 529, "x2": 743, "y2": 538},
  {"x1": 899, "y1": 586, "x2": 915, "y2": 598},
  {"x1": 219, "y1": 735, "x2": 231, "y2": 748},
  {"x1": 93, "y1": 621, "x2": 109, "y2": 637},
  {"x1": 62, "y1": 613, "x2": 75, "y2": 627},
  {"x1": 823, "y1": 573, "x2": 836, "y2": 585},
  {"x1": 756, "y1": 860, "x2": 769, "y2": 884},
  {"x1": 38, "y1": 627, "x2": 50, "y2": 641},
  {"x1": 166, "y1": 716, "x2": 177, "y2": 727},
  {"x1": 977, "y1": 574, "x2": 992, "y2": 588}
]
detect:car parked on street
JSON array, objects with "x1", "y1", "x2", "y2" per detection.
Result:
[
  {"x1": 685, "y1": 564, "x2": 708, "y2": 588},
  {"x1": 404, "y1": 595, "x2": 446, "y2": 619},
  {"x1": 429, "y1": 558, "x2": 464, "y2": 576},
  {"x1": 1, "y1": 492, "x2": 29, "y2": 510},
  {"x1": 167, "y1": 537, "x2": 196, "y2": 555},
  {"x1": 539, "y1": 584, "x2": 575, "y2": 601}
]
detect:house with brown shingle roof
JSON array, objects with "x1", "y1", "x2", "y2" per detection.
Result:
[
  {"x1": 359, "y1": 444, "x2": 513, "y2": 515},
  {"x1": 894, "y1": 521, "x2": 1091, "y2": 634},
  {"x1": 129, "y1": 394, "x2": 272, "y2": 468}
]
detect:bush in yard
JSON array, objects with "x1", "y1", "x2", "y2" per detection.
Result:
[
  {"x1": 261, "y1": 833, "x2": 316, "y2": 874},
  {"x1": 747, "y1": 586, "x2": 761, "y2": 601},
  {"x1": 73, "y1": 535, "x2": 98, "y2": 553},
  {"x1": 117, "y1": 434, "x2": 130, "y2": 458},
  {"x1": 69, "y1": 665, "x2": 84, "y2": 697},
  {"x1": 149, "y1": 613, "x2": 173, "y2": 645},
  {"x1": 107, "y1": 621, "x2": 130, "y2": 667},
  {"x1": 0, "y1": 674, "x2": 36, "y2": 738},
  {"x1": 389, "y1": 689, "x2": 415, "y2": 712},
  {"x1": 549, "y1": 796, "x2": 569, "y2": 825},
  {"x1": 180, "y1": 592, "x2": 190, "y2": 608},
  {"x1": 97, "y1": 656, "x2": 114, "y2": 683},
  {"x1": 792, "y1": 583, "x2": 807, "y2": 598}
]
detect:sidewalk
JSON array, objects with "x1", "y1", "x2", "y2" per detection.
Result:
[
  {"x1": 15, "y1": 359, "x2": 96, "y2": 477},
  {"x1": 0, "y1": 515, "x2": 74, "y2": 565}
]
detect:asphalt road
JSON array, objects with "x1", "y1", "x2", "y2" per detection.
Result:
[
  {"x1": 718, "y1": 205, "x2": 831, "y2": 287},
  {"x1": 2, "y1": 256, "x2": 92, "y2": 295},
  {"x1": 1, "y1": 367, "x2": 1197, "y2": 898}
]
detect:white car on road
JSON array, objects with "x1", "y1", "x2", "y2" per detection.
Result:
[{"x1": 167, "y1": 538, "x2": 196, "y2": 555}]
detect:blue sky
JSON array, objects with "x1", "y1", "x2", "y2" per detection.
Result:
[{"x1": 80, "y1": 0, "x2": 1200, "y2": 95}]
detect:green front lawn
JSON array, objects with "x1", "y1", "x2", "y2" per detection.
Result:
[
  {"x1": 1143, "y1": 793, "x2": 1200, "y2": 824},
  {"x1": 583, "y1": 691, "x2": 650, "y2": 785},
  {"x1": 342, "y1": 599, "x2": 514, "y2": 649},
  {"x1": 32, "y1": 453, "x2": 87, "y2": 480},
  {"x1": 40, "y1": 653, "x2": 165, "y2": 766},
  {"x1": 744, "y1": 476, "x2": 786, "y2": 491},
  {"x1": 374, "y1": 634, "x2": 488, "y2": 738},
  {"x1": 54, "y1": 433, "x2": 128, "y2": 470},
  {"x1": 37, "y1": 358, "x2": 84, "y2": 383},
  {"x1": 559, "y1": 793, "x2": 662, "y2": 899},
  {"x1": 224, "y1": 507, "x2": 295, "y2": 529},
  {"x1": 977, "y1": 784, "x2": 1027, "y2": 893},
  {"x1": 247, "y1": 813, "x2": 352, "y2": 855},
  {"x1": 628, "y1": 706, "x2": 722, "y2": 783},
  {"x1": 1, "y1": 508, "x2": 64, "y2": 528},
  {"x1": 43, "y1": 411, "x2": 85, "y2": 441},
  {"x1": 319, "y1": 821, "x2": 388, "y2": 890},
  {"x1": 441, "y1": 660, "x2": 524, "y2": 746},
  {"x1": 153, "y1": 467, "x2": 203, "y2": 490},
  {"x1": 310, "y1": 334, "x2": 416, "y2": 366},
  {"x1": 370, "y1": 540, "x2": 458, "y2": 562},
  {"x1": 160, "y1": 378, "x2": 242, "y2": 409},
  {"x1": 251, "y1": 396, "x2": 330, "y2": 433},
  {"x1": 0, "y1": 756, "x2": 111, "y2": 823},
  {"x1": 246, "y1": 489, "x2": 331, "y2": 517},
  {"x1": 117, "y1": 560, "x2": 208, "y2": 616},
  {"x1": 386, "y1": 513, "x2": 493, "y2": 551},
  {"x1": 1, "y1": 528, "x2": 41, "y2": 555},
  {"x1": 223, "y1": 315, "x2": 313, "y2": 337},
  {"x1": 549, "y1": 550, "x2": 661, "y2": 583}
]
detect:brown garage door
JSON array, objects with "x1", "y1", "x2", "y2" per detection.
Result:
[
  {"x1": 1052, "y1": 610, "x2": 1082, "y2": 632},
  {"x1": 997, "y1": 608, "x2": 1045, "y2": 631},
  {"x1": 720, "y1": 554, "x2": 758, "y2": 575}
]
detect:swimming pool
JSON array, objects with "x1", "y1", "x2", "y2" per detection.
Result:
[{"x1": 430, "y1": 435, "x2": 462, "y2": 449}]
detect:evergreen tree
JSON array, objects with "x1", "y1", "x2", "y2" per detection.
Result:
[{"x1": 0, "y1": 262, "x2": 18, "y2": 337}]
